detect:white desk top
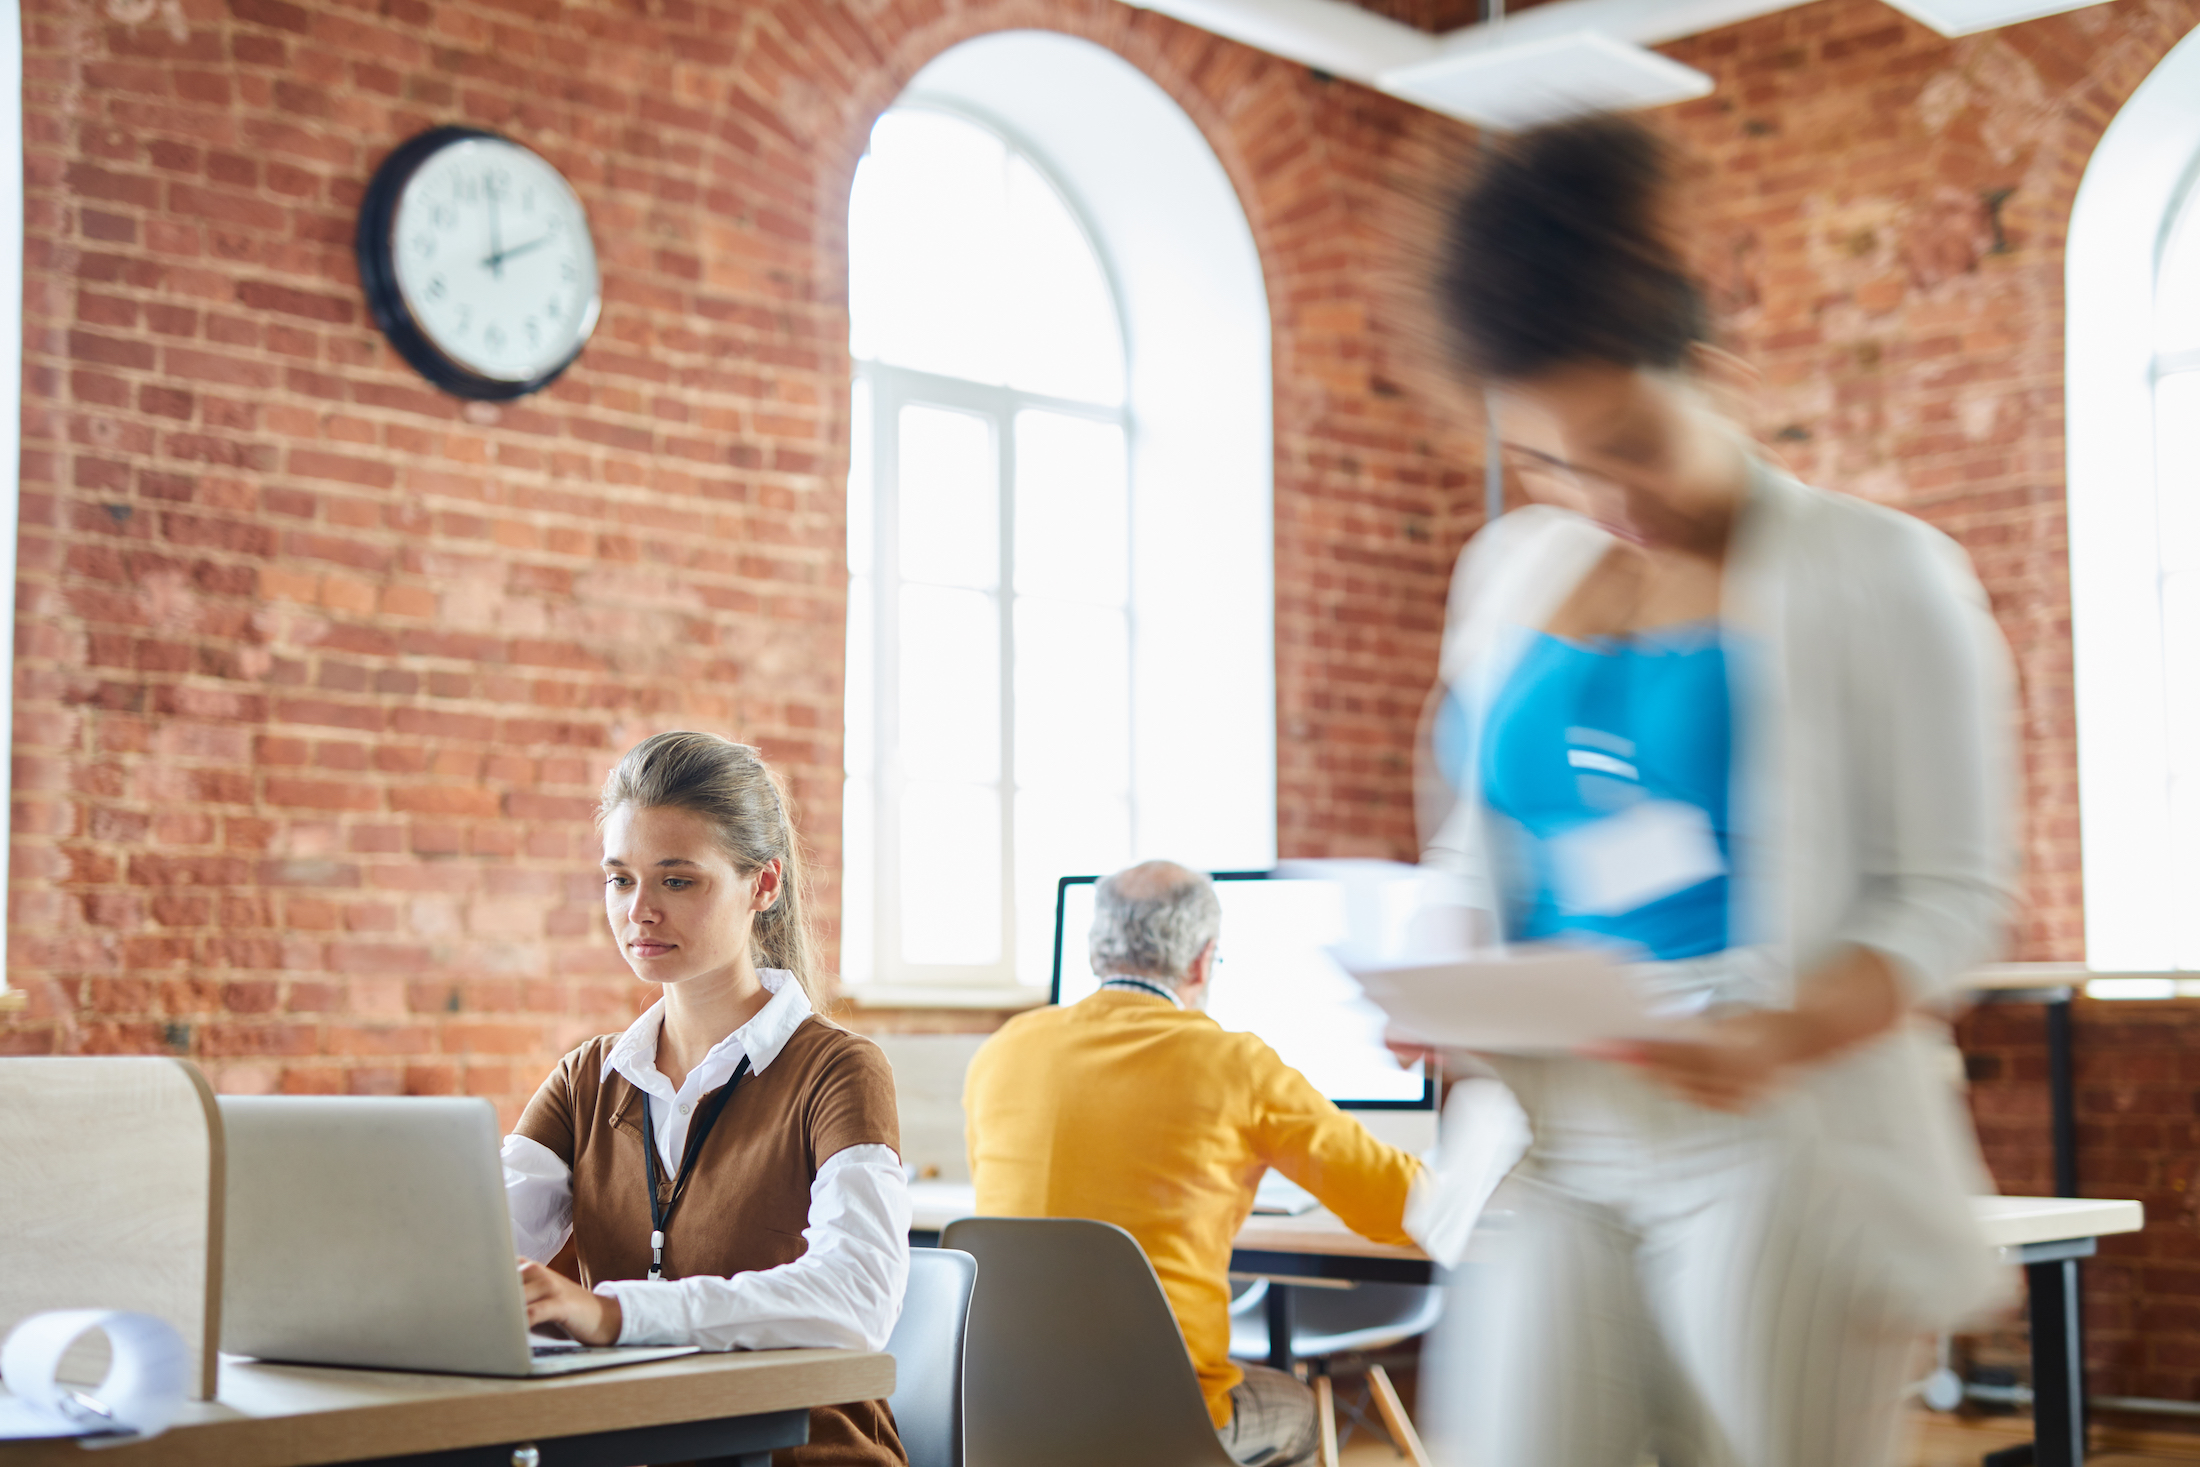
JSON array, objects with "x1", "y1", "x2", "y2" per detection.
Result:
[
  {"x1": 1970, "y1": 1195, "x2": 2144, "y2": 1249},
  {"x1": 910, "y1": 1180, "x2": 2142, "y2": 1260},
  {"x1": 0, "y1": 1347, "x2": 893, "y2": 1467},
  {"x1": 908, "y1": 1180, "x2": 976, "y2": 1234}
]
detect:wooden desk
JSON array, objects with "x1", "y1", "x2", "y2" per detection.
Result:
[
  {"x1": 0, "y1": 1347, "x2": 892, "y2": 1467},
  {"x1": 912, "y1": 1182, "x2": 2143, "y2": 1467}
]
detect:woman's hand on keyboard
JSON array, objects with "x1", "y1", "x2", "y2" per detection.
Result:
[{"x1": 519, "y1": 1260, "x2": 623, "y2": 1346}]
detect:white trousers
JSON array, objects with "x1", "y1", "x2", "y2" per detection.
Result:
[{"x1": 1424, "y1": 1057, "x2": 1924, "y2": 1467}]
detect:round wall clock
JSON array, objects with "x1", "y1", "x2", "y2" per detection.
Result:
[{"x1": 356, "y1": 126, "x2": 603, "y2": 400}]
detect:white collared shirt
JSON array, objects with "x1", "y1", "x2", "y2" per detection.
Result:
[{"x1": 500, "y1": 969, "x2": 911, "y2": 1351}]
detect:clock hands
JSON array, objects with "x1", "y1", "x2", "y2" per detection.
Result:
[
  {"x1": 482, "y1": 233, "x2": 555, "y2": 271},
  {"x1": 484, "y1": 175, "x2": 505, "y2": 278}
]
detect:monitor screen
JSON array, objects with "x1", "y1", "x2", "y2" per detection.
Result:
[{"x1": 1051, "y1": 872, "x2": 1431, "y2": 1108}]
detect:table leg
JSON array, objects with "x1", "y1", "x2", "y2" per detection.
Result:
[
  {"x1": 2026, "y1": 1255, "x2": 2087, "y2": 1467},
  {"x1": 1265, "y1": 1280, "x2": 1296, "y2": 1371},
  {"x1": 2047, "y1": 996, "x2": 2077, "y2": 1200}
]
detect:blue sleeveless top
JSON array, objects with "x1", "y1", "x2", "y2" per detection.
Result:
[{"x1": 1436, "y1": 623, "x2": 1734, "y2": 960}]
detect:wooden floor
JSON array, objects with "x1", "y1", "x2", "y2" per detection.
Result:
[
  {"x1": 1330, "y1": 1412, "x2": 2200, "y2": 1464},
  {"x1": 1904, "y1": 1413, "x2": 2200, "y2": 1466}
]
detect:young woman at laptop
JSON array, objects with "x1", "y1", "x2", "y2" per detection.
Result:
[{"x1": 501, "y1": 731, "x2": 911, "y2": 1466}]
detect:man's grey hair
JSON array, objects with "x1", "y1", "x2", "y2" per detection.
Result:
[{"x1": 1088, "y1": 861, "x2": 1222, "y2": 985}]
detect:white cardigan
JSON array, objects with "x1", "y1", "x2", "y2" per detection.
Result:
[
  {"x1": 1421, "y1": 458, "x2": 2020, "y2": 1325},
  {"x1": 1422, "y1": 458, "x2": 2017, "y2": 1007}
]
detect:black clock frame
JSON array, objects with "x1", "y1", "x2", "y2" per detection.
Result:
[{"x1": 356, "y1": 124, "x2": 599, "y2": 402}]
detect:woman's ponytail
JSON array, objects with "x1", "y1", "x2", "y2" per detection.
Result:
[{"x1": 745, "y1": 763, "x2": 814, "y2": 996}]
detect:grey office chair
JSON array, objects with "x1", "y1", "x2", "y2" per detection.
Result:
[
  {"x1": 888, "y1": 1247, "x2": 978, "y2": 1467},
  {"x1": 940, "y1": 1216, "x2": 1241, "y2": 1467},
  {"x1": 1231, "y1": 1282, "x2": 1441, "y2": 1467}
]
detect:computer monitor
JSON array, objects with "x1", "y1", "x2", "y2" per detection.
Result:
[{"x1": 1050, "y1": 871, "x2": 1433, "y2": 1109}]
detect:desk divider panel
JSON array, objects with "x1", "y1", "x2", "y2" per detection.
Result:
[{"x1": 0, "y1": 1056, "x2": 225, "y2": 1398}]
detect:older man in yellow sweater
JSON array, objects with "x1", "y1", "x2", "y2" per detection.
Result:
[{"x1": 964, "y1": 860, "x2": 1423, "y2": 1467}]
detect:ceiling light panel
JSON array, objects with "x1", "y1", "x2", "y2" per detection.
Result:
[
  {"x1": 1380, "y1": 30, "x2": 1713, "y2": 132},
  {"x1": 1878, "y1": 0, "x2": 2115, "y2": 36}
]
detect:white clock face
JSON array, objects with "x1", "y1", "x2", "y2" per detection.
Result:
[{"x1": 390, "y1": 137, "x2": 601, "y2": 384}]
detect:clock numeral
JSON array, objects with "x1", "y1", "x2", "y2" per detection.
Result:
[
  {"x1": 454, "y1": 305, "x2": 471, "y2": 335},
  {"x1": 560, "y1": 260, "x2": 579, "y2": 283},
  {"x1": 483, "y1": 324, "x2": 506, "y2": 351},
  {"x1": 425, "y1": 275, "x2": 446, "y2": 301}
]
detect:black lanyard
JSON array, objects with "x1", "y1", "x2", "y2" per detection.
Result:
[
  {"x1": 640, "y1": 1055, "x2": 750, "y2": 1281},
  {"x1": 1100, "y1": 976, "x2": 1180, "y2": 1006}
]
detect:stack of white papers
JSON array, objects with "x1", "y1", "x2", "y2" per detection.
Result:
[
  {"x1": 0, "y1": 1310, "x2": 187, "y2": 1443},
  {"x1": 1338, "y1": 944, "x2": 1684, "y2": 1053},
  {"x1": 1275, "y1": 858, "x2": 1684, "y2": 1054}
]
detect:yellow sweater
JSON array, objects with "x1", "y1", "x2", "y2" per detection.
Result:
[{"x1": 963, "y1": 989, "x2": 1422, "y2": 1428}]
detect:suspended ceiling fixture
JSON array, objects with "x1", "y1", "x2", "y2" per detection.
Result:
[
  {"x1": 1382, "y1": 30, "x2": 1715, "y2": 128},
  {"x1": 1880, "y1": 0, "x2": 2115, "y2": 32},
  {"x1": 1129, "y1": 0, "x2": 2119, "y2": 130}
]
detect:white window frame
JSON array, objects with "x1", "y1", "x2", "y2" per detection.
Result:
[
  {"x1": 852, "y1": 356, "x2": 1133, "y2": 992},
  {"x1": 2066, "y1": 23, "x2": 2200, "y2": 973},
  {"x1": 839, "y1": 31, "x2": 1278, "y2": 1008}
]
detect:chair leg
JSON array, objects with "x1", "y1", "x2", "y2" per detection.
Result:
[
  {"x1": 1315, "y1": 1372, "x2": 1341, "y2": 1467},
  {"x1": 1366, "y1": 1364, "x2": 1432, "y2": 1467}
]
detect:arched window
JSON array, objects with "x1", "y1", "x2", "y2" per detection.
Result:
[
  {"x1": 2157, "y1": 179, "x2": 2200, "y2": 965},
  {"x1": 842, "y1": 33, "x2": 1276, "y2": 1002},
  {"x1": 2066, "y1": 25, "x2": 2200, "y2": 975}
]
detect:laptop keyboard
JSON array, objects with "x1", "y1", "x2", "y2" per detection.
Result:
[{"x1": 533, "y1": 1343, "x2": 640, "y2": 1357}]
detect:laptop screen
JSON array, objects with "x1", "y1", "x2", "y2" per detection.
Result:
[{"x1": 1050, "y1": 872, "x2": 1432, "y2": 1109}]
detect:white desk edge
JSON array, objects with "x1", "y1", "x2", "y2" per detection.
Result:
[{"x1": 907, "y1": 1180, "x2": 2143, "y2": 1255}]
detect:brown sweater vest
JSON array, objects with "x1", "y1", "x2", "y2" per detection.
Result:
[{"x1": 516, "y1": 1017, "x2": 907, "y2": 1467}]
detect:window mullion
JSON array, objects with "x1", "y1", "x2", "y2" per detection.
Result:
[
  {"x1": 873, "y1": 371, "x2": 905, "y2": 987},
  {"x1": 997, "y1": 390, "x2": 1018, "y2": 986},
  {"x1": 1122, "y1": 400, "x2": 1139, "y2": 863}
]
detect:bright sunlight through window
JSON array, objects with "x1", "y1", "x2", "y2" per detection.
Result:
[
  {"x1": 843, "y1": 107, "x2": 1136, "y2": 992},
  {"x1": 2068, "y1": 32, "x2": 2200, "y2": 983},
  {"x1": 2154, "y1": 181, "x2": 2200, "y2": 967}
]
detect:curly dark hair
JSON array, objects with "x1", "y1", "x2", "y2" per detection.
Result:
[{"x1": 1437, "y1": 113, "x2": 1709, "y2": 382}]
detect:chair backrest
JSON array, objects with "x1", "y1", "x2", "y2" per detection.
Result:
[
  {"x1": 887, "y1": 1247, "x2": 978, "y2": 1467},
  {"x1": 940, "y1": 1216, "x2": 1241, "y2": 1467},
  {"x1": 1229, "y1": 1280, "x2": 1444, "y2": 1362},
  {"x1": 0, "y1": 1057, "x2": 225, "y2": 1398}
]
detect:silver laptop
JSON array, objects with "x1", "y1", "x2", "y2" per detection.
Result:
[{"x1": 219, "y1": 1095, "x2": 699, "y2": 1377}]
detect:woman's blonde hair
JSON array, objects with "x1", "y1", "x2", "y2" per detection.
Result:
[{"x1": 598, "y1": 731, "x2": 816, "y2": 1002}]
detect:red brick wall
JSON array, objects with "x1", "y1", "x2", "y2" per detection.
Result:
[
  {"x1": 1655, "y1": 0, "x2": 2200, "y2": 966},
  {"x1": 6, "y1": 0, "x2": 2200, "y2": 1410},
  {"x1": 0, "y1": 0, "x2": 1477, "y2": 1093},
  {"x1": 1959, "y1": 997, "x2": 2200, "y2": 1410}
]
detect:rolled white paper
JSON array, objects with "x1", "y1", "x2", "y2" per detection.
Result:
[{"x1": 0, "y1": 1310, "x2": 188, "y2": 1441}]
